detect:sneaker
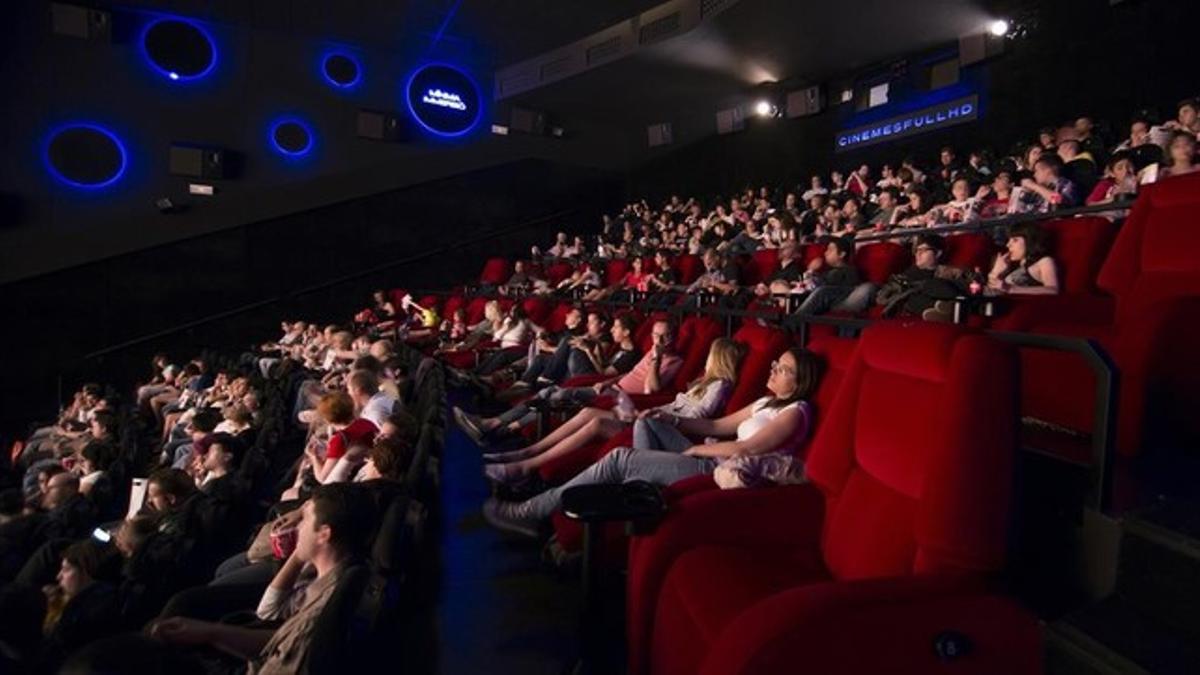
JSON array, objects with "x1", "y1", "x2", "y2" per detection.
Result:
[
  {"x1": 482, "y1": 497, "x2": 541, "y2": 538},
  {"x1": 452, "y1": 406, "x2": 487, "y2": 444},
  {"x1": 922, "y1": 300, "x2": 955, "y2": 323}
]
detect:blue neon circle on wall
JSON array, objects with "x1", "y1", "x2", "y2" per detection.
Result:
[
  {"x1": 44, "y1": 123, "x2": 129, "y2": 190},
  {"x1": 321, "y1": 52, "x2": 362, "y2": 90},
  {"x1": 140, "y1": 17, "x2": 217, "y2": 82},
  {"x1": 404, "y1": 63, "x2": 482, "y2": 138},
  {"x1": 269, "y1": 118, "x2": 315, "y2": 157}
]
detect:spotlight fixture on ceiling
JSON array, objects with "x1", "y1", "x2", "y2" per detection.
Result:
[
  {"x1": 754, "y1": 99, "x2": 779, "y2": 118},
  {"x1": 988, "y1": 19, "x2": 1010, "y2": 37}
]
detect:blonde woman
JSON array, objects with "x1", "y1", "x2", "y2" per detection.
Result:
[{"x1": 484, "y1": 338, "x2": 746, "y2": 483}]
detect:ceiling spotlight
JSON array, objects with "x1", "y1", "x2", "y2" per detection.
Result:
[
  {"x1": 754, "y1": 100, "x2": 777, "y2": 118},
  {"x1": 989, "y1": 19, "x2": 1010, "y2": 37}
]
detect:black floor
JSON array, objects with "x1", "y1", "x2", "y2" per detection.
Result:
[{"x1": 432, "y1": 396, "x2": 583, "y2": 674}]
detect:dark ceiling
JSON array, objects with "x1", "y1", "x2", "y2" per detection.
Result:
[
  {"x1": 112, "y1": 0, "x2": 667, "y2": 68},
  {"x1": 506, "y1": 0, "x2": 993, "y2": 126},
  {"x1": 108, "y1": 0, "x2": 992, "y2": 128}
]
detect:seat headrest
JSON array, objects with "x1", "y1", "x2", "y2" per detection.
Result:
[{"x1": 857, "y1": 321, "x2": 968, "y2": 383}]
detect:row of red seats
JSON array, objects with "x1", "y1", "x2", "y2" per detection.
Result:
[
  {"x1": 454, "y1": 174, "x2": 1200, "y2": 457},
  {"x1": 621, "y1": 321, "x2": 1040, "y2": 674}
]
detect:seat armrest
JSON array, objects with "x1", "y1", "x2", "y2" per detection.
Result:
[
  {"x1": 990, "y1": 293, "x2": 1114, "y2": 332},
  {"x1": 699, "y1": 575, "x2": 1041, "y2": 675}
]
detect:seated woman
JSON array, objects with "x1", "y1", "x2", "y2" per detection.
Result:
[
  {"x1": 890, "y1": 186, "x2": 935, "y2": 228},
  {"x1": 284, "y1": 393, "x2": 378, "y2": 498},
  {"x1": 437, "y1": 301, "x2": 502, "y2": 354},
  {"x1": 483, "y1": 347, "x2": 819, "y2": 537},
  {"x1": 583, "y1": 256, "x2": 651, "y2": 302},
  {"x1": 41, "y1": 541, "x2": 119, "y2": 666},
  {"x1": 474, "y1": 304, "x2": 532, "y2": 377},
  {"x1": 986, "y1": 222, "x2": 1060, "y2": 296},
  {"x1": 1148, "y1": 131, "x2": 1199, "y2": 182},
  {"x1": 355, "y1": 289, "x2": 397, "y2": 329},
  {"x1": 483, "y1": 338, "x2": 744, "y2": 484}
]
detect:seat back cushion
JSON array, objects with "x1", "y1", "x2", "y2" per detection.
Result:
[
  {"x1": 480, "y1": 257, "x2": 511, "y2": 286},
  {"x1": 855, "y1": 242, "x2": 913, "y2": 286},
  {"x1": 1041, "y1": 216, "x2": 1118, "y2": 294},
  {"x1": 725, "y1": 323, "x2": 792, "y2": 414},
  {"x1": 805, "y1": 322, "x2": 1016, "y2": 581}
]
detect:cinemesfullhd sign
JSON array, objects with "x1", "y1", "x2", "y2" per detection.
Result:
[{"x1": 835, "y1": 95, "x2": 979, "y2": 152}]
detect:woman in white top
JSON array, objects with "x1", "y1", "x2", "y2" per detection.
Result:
[
  {"x1": 483, "y1": 338, "x2": 745, "y2": 484},
  {"x1": 483, "y1": 346, "x2": 820, "y2": 534}
]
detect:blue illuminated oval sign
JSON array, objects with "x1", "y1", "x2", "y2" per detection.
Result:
[{"x1": 404, "y1": 63, "x2": 482, "y2": 138}]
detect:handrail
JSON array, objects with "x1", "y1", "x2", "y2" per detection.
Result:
[
  {"x1": 419, "y1": 287, "x2": 1118, "y2": 512},
  {"x1": 847, "y1": 201, "x2": 1130, "y2": 244},
  {"x1": 79, "y1": 208, "x2": 580, "y2": 362}
]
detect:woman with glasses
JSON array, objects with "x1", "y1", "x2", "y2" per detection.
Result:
[{"x1": 482, "y1": 347, "x2": 821, "y2": 538}]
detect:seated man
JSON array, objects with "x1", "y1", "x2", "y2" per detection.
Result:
[
  {"x1": 684, "y1": 248, "x2": 740, "y2": 306},
  {"x1": 753, "y1": 240, "x2": 803, "y2": 299},
  {"x1": 508, "y1": 307, "x2": 585, "y2": 392},
  {"x1": 866, "y1": 233, "x2": 966, "y2": 320},
  {"x1": 1010, "y1": 154, "x2": 1080, "y2": 214},
  {"x1": 789, "y1": 236, "x2": 867, "y2": 316},
  {"x1": 453, "y1": 319, "x2": 681, "y2": 445},
  {"x1": 150, "y1": 484, "x2": 373, "y2": 674}
]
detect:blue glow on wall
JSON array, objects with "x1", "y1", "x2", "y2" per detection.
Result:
[
  {"x1": 43, "y1": 123, "x2": 129, "y2": 190},
  {"x1": 404, "y1": 62, "x2": 483, "y2": 139},
  {"x1": 320, "y1": 51, "x2": 363, "y2": 90},
  {"x1": 268, "y1": 117, "x2": 316, "y2": 158},
  {"x1": 139, "y1": 17, "x2": 218, "y2": 83}
]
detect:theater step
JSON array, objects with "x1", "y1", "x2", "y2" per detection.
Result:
[
  {"x1": 1045, "y1": 596, "x2": 1198, "y2": 675},
  {"x1": 1115, "y1": 502, "x2": 1200, "y2": 640},
  {"x1": 1044, "y1": 499, "x2": 1200, "y2": 675}
]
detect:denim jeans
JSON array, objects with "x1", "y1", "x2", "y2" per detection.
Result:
[
  {"x1": 522, "y1": 446, "x2": 717, "y2": 519},
  {"x1": 632, "y1": 417, "x2": 694, "y2": 453}
]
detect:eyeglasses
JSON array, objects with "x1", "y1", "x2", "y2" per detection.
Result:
[
  {"x1": 914, "y1": 245, "x2": 935, "y2": 253},
  {"x1": 770, "y1": 360, "x2": 795, "y2": 376}
]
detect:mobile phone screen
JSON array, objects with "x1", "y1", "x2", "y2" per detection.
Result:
[{"x1": 92, "y1": 527, "x2": 112, "y2": 543}]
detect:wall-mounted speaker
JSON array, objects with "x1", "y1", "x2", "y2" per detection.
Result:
[
  {"x1": 357, "y1": 110, "x2": 403, "y2": 142},
  {"x1": 51, "y1": 3, "x2": 111, "y2": 42},
  {"x1": 169, "y1": 144, "x2": 225, "y2": 179},
  {"x1": 716, "y1": 107, "x2": 744, "y2": 135},
  {"x1": 510, "y1": 107, "x2": 548, "y2": 135},
  {"x1": 142, "y1": 18, "x2": 216, "y2": 81},
  {"x1": 647, "y1": 122, "x2": 673, "y2": 147},
  {"x1": 46, "y1": 124, "x2": 126, "y2": 189},
  {"x1": 786, "y1": 85, "x2": 825, "y2": 118}
]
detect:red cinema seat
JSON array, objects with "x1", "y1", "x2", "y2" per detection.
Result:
[
  {"x1": 627, "y1": 322, "x2": 1039, "y2": 675},
  {"x1": 480, "y1": 257, "x2": 512, "y2": 286},
  {"x1": 944, "y1": 231, "x2": 998, "y2": 271},
  {"x1": 854, "y1": 241, "x2": 913, "y2": 286},
  {"x1": 800, "y1": 242, "x2": 826, "y2": 266},
  {"x1": 464, "y1": 297, "x2": 489, "y2": 324},
  {"x1": 545, "y1": 261, "x2": 575, "y2": 285},
  {"x1": 605, "y1": 258, "x2": 631, "y2": 287},
  {"x1": 674, "y1": 255, "x2": 704, "y2": 285},
  {"x1": 542, "y1": 302, "x2": 573, "y2": 333},
  {"x1": 998, "y1": 175, "x2": 1200, "y2": 455},
  {"x1": 521, "y1": 297, "x2": 552, "y2": 325},
  {"x1": 742, "y1": 249, "x2": 780, "y2": 286}
]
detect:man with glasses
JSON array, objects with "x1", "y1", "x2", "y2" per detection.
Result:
[{"x1": 870, "y1": 233, "x2": 966, "y2": 319}]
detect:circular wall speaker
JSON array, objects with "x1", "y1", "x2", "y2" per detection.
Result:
[
  {"x1": 404, "y1": 63, "x2": 482, "y2": 138},
  {"x1": 322, "y1": 53, "x2": 361, "y2": 89},
  {"x1": 270, "y1": 119, "x2": 314, "y2": 157},
  {"x1": 45, "y1": 124, "x2": 128, "y2": 189},
  {"x1": 142, "y1": 18, "x2": 216, "y2": 81}
]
